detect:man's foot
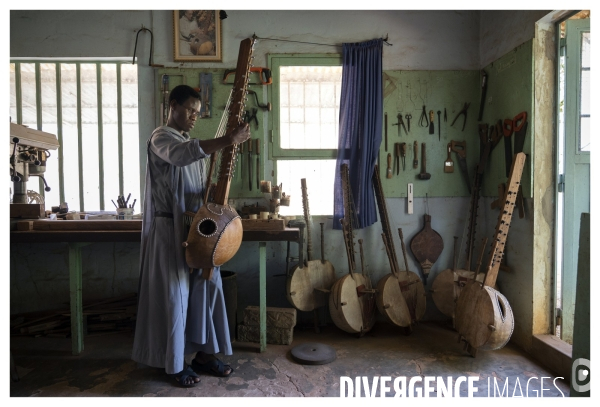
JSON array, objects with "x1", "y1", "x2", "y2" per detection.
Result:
[
  {"x1": 192, "y1": 352, "x2": 233, "y2": 377},
  {"x1": 169, "y1": 366, "x2": 201, "y2": 387}
]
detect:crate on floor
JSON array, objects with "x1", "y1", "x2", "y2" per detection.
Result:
[{"x1": 237, "y1": 306, "x2": 296, "y2": 345}]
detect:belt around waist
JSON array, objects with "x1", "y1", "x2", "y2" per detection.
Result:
[{"x1": 154, "y1": 211, "x2": 174, "y2": 218}]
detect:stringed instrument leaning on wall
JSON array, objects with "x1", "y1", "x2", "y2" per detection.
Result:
[
  {"x1": 286, "y1": 178, "x2": 336, "y2": 312},
  {"x1": 454, "y1": 152, "x2": 526, "y2": 356},
  {"x1": 182, "y1": 37, "x2": 255, "y2": 280},
  {"x1": 329, "y1": 164, "x2": 376, "y2": 336},
  {"x1": 371, "y1": 164, "x2": 423, "y2": 333},
  {"x1": 431, "y1": 122, "x2": 502, "y2": 320}
]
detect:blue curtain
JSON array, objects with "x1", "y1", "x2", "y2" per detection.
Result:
[{"x1": 333, "y1": 39, "x2": 383, "y2": 230}]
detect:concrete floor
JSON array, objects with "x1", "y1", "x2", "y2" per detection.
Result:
[{"x1": 10, "y1": 321, "x2": 569, "y2": 397}]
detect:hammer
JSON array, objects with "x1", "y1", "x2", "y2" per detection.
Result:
[{"x1": 418, "y1": 142, "x2": 431, "y2": 180}]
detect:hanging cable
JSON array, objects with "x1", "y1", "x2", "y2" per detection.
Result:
[
  {"x1": 133, "y1": 25, "x2": 164, "y2": 67},
  {"x1": 252, "y1": 33, "x2": 392, "y2": 47}
]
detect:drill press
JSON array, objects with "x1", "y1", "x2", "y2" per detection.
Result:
[{"x1": 9, "y1": 122, "x2": 60, "y2": 218}]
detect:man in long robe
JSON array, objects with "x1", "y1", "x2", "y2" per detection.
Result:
[{"x1": 132, "y1": 85, "x2": 250, "y2": 386}]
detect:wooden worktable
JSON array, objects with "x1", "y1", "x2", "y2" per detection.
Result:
[{"x1": 10, "y1": 220, "x2": 301, "y2": 355}]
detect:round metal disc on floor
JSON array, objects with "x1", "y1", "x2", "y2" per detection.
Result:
[{"x1": 290, "y1": 342, "x2": 336, "y2": 365}]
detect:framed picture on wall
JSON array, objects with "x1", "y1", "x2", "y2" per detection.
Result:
[{"x1": 173, "y1": 10, "x2": 222, "y2": 62}]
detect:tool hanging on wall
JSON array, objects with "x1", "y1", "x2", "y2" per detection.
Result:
[
  {"x1": 244, "y1": 108, "x2": 259, "y2": 130},
  {"x1": 160, "y1": 74, "x2": 187, "y2": 126},
  {"x1": 451, "y1": 102, "x2": 470, "y2": 132},
  {"x1": 450, "y1": 140, "x2": 470, "y2": 193},
  {"x1": 222, "y1": 67, "x2": 273, "y2": 85},
  {"x1": 503, "y1": 118, "x2": 514, "y2": 178},
  {"x1": 405, "y1": 113, "x2": 412, "y2": 133},
  {"x1": 386, "y1": 153, "x2": 393, "y2": 179},
  {"x1": 478, "y1": 70, "x2": 488, "y2": 121},
  {"x1": 384, "y1": 113, "x2": 388, "y2": 152},
  {"x1": 392, "y1": 113, "x2": 408, "y2": 137},
  {"x1": 255, "y1": 139, "x2": 260, "y2": 191},
  {"x1": 400, "y1": 143, "x2": 407, "y2": 171},
  {"x1": 413, "y1": 141, "x2": 418, "y2": 169},
  {"x1": 428, "y1": 110, "x2": 435, "y2": 135},
  {"x1": 417, "y1": 143, "x2": 431, "y2": 180},
  {"x1": 199, "y1": 73, "x2": 212, "y2": 118},
  {"x1": 247, "y1": 89, "x2": 271, "y2": 111},
  {"x1": 247, "y1": 138, "x2": 253, "y2": 191},
  {"x1": 161, "y1": 75, "x2": 169, "y2": 126},
  {"x1": 444, "y1": 108, "x2": 447, "y2": 122},
  {"x1": 394, "y1": 143, "x2": 400, "y2": 175},
  {"x1": 444, "y1": 143, "x2": 454, "y2": 173},
  {"x1": 437, "y1": 111, "x2": 441, "y2": 141},
  {"x1": 512, "y1": 112, "x2": 528, "y2": 218},
  {"x1": 419, "y1": 105, "x2": 429, "y2": 128},
  {"x1": 239, "y1": 140, "x2": 245, "y2": 182}
]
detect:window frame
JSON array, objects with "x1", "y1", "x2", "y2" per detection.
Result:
[
  {"x1": 268, "y1": 54, "x2": 342, "y2": 161},
  {"x1": 9, "y1": 58, "x2": 138, "y2": 212}
]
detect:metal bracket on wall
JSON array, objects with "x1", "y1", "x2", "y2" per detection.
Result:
[
  {"x1": 160, "y1": 74, "x2": 187, "y2": 125},
  {"x1": 199, "y1": 73, "x2": 213, "y2": 119}
]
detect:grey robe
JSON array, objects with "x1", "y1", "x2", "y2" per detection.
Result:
[{"x1": 132, "y1": 126, "x2": 232, "y2": 375}]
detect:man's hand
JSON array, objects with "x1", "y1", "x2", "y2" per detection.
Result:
[
  {"x1": 228, "y1": 123, "x2": 251, "y2": 145},
  {"x1": 198, "y1": 123, "x2": 251, "y2": 155}
]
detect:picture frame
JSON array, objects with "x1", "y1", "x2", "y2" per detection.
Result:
[{"x1": 173, "y1": 10, "x2": 222, "y2": 62}]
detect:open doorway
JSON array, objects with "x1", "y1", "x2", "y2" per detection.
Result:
[{"x1": 554, "y1": 10, "x2": 590, "y2": 344}]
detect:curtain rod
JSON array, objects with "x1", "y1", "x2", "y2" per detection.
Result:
[{"x1": 252, "y1": 34, "x2": 392, "y2": 47}]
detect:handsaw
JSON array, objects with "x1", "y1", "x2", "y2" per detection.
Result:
[
  {"x1": 450, "y1": 140, "x2": 470, "y2": 193},
  {"x1": 512, "y1": 112, "x2": 528, "y2": 218}
]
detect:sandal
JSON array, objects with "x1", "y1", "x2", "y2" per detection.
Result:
[
  {"x1": 191, "y1": 356, "x2": 234, "y2": 377},
  {"x1": 169, "y1": 366, "x2": 201, "y2": 387}
]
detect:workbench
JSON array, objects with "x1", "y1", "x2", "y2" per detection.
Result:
[{"x1": 10, "y1": 221, "x2": 301, "y2": 355}]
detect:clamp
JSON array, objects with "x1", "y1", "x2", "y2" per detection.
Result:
[{"x1": 244, "y1": 108, "x2": 259, "y2": 130}]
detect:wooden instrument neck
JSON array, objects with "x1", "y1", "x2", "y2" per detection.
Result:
[
  {"x1": 483, "y1": 152, "x2": 526, "y2": 287},
  {"x1": 301, "y1": 178, "x2": 313, "y2": 261},
  {"x1": 211, "y1": 38, "x2": 254, "y2": 205}
]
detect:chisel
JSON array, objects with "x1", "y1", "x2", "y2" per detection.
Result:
[
  {"x1": 255, "y1": 138, "x2": 260, "y2": 190},
  {"x1": 385, "y1": 113, "x2": 388, "y2": 152},
  {"x1": 413, "y1": 141, "x2": 418, "y2": 169},
  {"x1": 429, "y1": 110, "x2": 435, "y2": 135},
  {"x1": 247, "y1": 138, "x2": 253, "y2": 191}
]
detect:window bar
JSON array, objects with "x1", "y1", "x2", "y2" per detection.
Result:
[
  {"x1": 14, "y1": 62, "x2": 22, "y2": 125},
  {"x1": 76, "y1": 64, "x2": 85, "y2": 212},
  {"x1": 286, "y1": 78, "x2": 291, "y2": 147},
  {"x1": 318, "y1": 81, "x2": 322, "y2": 149},
  {"x1": 56, "y1": 63, "x2": 66, "y2": 205},
  {"x1": 117, "y1": 63, "x2": 124, "y2": 195},
  {"x1": 35, "y1": 62, "x2": 45, "y2": 196},
  {"x1": 96, "y1": 63, "x2": 105, "y2": 210}
]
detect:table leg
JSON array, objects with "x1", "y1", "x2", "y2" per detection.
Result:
[
  {"x1": 68, "y1": 242, "x2": 87, "y2": 355},
  {"x1": 259, "y1": 241, "x2": 267, "y2": 352}
]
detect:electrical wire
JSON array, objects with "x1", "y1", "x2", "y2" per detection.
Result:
[{"x1": 252, "y1": 33, "x2": 392, "y2": 47}]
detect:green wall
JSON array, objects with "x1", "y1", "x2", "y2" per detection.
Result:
[
  {"x1": 379, "y1": 70, "x2": 479, "y2": 198},
  {"x1": 156, "y1": 67, "x2": 267, "y2": 200},
  {"x1": 480, "y1": 41, "x2": 534, "y2": 198}
]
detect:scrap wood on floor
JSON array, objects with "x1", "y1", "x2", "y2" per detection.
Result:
[{"x1": 11, "y1": 293, "x2": 138, "y2": 338}]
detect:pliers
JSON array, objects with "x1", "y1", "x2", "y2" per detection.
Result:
[
  {"x1": 393, "y1": 113, "x2": 408, "y2": 136},
  {"x1": 451, "y1": 102, "x2": 470, "y2": 131},
  {"x1": 419, "y1": 105, "x2": 429, "y2": 127}
]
